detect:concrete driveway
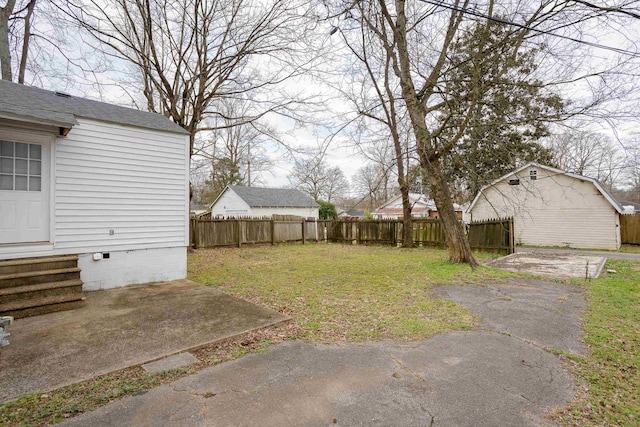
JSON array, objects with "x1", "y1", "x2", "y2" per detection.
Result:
[
  {"x1": 0, "y1": 279, "x2": 289, "y2": 402},
  {"x1": 61, "y1": 277, "x2": 584, "y2": 427}
]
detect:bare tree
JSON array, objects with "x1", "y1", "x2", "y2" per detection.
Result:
[
  {"x1": 360, "y1": 138, "x2": 398, "y2": 204},
  {"x1": 192, "y1": 98, "x2": 274, "y2": 200},
  {"x1": 333, "y1": 14, "x2": 417, "y2": 247},
  {"x1": 621, "y1": 141, "x2": 640, "y2": 203},
  {"x1": 329, "y1": 0, "x2": 640, "y2": 267},
  {"x1": 331, "y1": 0, "x2": 487, "y2": 265},
  {"x1": 352, "y1": 163, "x2": 390, "y2": 209},
  {"x1": 0, "y1": 0, "x2": 17, "y2": 80},
  {"x1": 547, "y1": 131, "x2": 625, "y2": 189},
  {"x1": 0, "y1": 0, "x2": 36, "y2": 82},
  {"x1": 288, "y1": 146, "x2": 349, "y2": 202},
  {"x1": 60, "y1": 0, "x2": 323, "y2": 154}
]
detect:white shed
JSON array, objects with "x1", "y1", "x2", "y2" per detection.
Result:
[
  {"x1": 210, "y1": 185, "x2": 319, "y2": 219},
  {"x1": 0, "y1": 80, "x2": 190, "y2": 292},
  {"x1": 468, "y1": 162, "x2": 622, "y2": 250}
]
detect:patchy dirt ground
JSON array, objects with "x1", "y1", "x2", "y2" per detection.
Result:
[{"x1": 488, "y1": 252, "x2": 605, "y2": 279}]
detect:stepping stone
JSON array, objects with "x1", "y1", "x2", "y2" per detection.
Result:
[{"x1": 142, "y1": 352, "x2": 198, "y2": 374}]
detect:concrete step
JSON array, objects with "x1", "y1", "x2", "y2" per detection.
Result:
[
  {"x1": 0, "y1": 293, "x2": 86, "y2": 318},
  {"x1": 0, "y1": 255, "x2": 79, "y2": 275},
  {"x1": 0, "y1": 267, "x2": 81, "y2": 289},
  {"x1": 0, "y1": 279, "x2": 84, "y2": 304}
]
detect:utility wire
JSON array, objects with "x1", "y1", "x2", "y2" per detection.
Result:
[
  {"x1": 568, "y1": 0, "x2": 640, "y2": 21},
  {"x1": 417, "y1": 0, "x2": 640, "y2": 58}
]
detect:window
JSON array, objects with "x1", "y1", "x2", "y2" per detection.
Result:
[
  {"x1": 529, "y1": 169, "x2": 537, "y2": 181},
  {"x1": 0, "y1": 140, "x2": 42, "y2": 191}
]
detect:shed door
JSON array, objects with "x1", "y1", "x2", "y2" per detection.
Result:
[{"x1": 0, "y1": 137, "x2": 50, "y2": 244}]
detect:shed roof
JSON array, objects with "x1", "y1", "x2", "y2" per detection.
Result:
[
  {"x1": 467, "y1": 162, "x2": 623, "y2": 214},
  {"x1": 0, "y1": 80, "x2": 188, "y2": 135},
  {"x1": 213, "y1": 185, "x2": 319, "y2": 208}
]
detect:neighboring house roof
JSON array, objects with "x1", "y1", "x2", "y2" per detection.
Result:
[
  {"x1": 467, "y1": 162, "x2": 623, "y2": 214},
  {"x1": 211, "y1": 185, "x2": 319, "y2": 209},
  {"x1": 371, "y1": 193, "x2": 463, "y2": 216},
  {"x1": 0, "y1": 80, "x2": 188, "y2": 135},
  {"x1": 619, "y1": 200, "x2": 640, "y2": 212},
  {"x1": 338, "y1": 209, "x2": 365, "y2": 217}
]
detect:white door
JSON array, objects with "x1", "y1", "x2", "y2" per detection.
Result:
[{"x1": 0, "y1": 135, "x2": 51, "y2": 244}]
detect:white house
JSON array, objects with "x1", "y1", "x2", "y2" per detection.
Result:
[
  {"x1": 209, "y1": 185, "x2": 319, "y2": 219},
  {"x1": 468, "y1": 162, "x2": 622, "y2": 250},
  {"x1": 0, "y1": 80, "x2": 190, "y2": 292},
  {"x1": 371, "y1": 193, "x2": 464, "y2": 220}
]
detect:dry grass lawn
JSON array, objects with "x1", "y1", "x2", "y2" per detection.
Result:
[{"x1": 188, "y1": 244, "x2": 507, "y2": 342}]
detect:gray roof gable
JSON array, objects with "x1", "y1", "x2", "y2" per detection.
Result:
[
  {"x1": 0, "y1": 80, "x2": 188, "y2": 134},
  {"x1": 228, "y1": 185, "x2": 319, "y2": 208}
]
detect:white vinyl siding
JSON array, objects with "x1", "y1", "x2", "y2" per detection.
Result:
[
  {"x1": 471, "y1": 168, "x2": 620, "y2": 250},
  {"x1": 210, "y1": 189, "x2": 319, "y2": 219},
  {"x1": 251, "y1": 207, "x2": 319, "y2": 219},
  {"x1": 210, "y1": 190, "x2": 250, "y2": 217},
  {"x1": 54, "y1": 118, "x2": 189, "y2": 253}
]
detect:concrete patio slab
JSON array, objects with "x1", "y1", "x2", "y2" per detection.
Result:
[
  {"x1": 60, "y1": 332, "x2": 576, "y2": 427},
  {"x1": 517, "y1": 246, "x2": 640, "y2": 262},
  {"x1": 52, "y1": 275, "x2": 586, "y2": 427},
  {"x1": 488, "y1": 252, "x2": 606, "y2": 279},
  {"x1": 436, "y1": 278, "x2": 587, "y2": 354},
  {"x1": 0, "y1": 279, "x2": 289, "y2": 402}
]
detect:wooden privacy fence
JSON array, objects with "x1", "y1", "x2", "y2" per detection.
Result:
[
  {"x1": 467, "y1": 217, "x2": 514, "y2": 254},
  {"x1": 325, "y1": 218, "x2": 445, "y2": 247},
  {"x1": 620, "y1": 214, "x2": 640, "y2": 244},
  {"x1": 325, "y1": 217, "x2": 514, "y2": 254},
  {"x1": 190, "y1": 217, "x2": 319, "y2": 248},
  {"x1": 191, "y1": 216, "x2": 515, "y2": 254}
]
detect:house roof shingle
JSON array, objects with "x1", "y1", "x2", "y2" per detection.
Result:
[
  {"x1": 0, "y1": 80, "x2": 188, "y2": 134},
  {"x1": 227, "y1": 185, "x2": 319, "y2": 208}
]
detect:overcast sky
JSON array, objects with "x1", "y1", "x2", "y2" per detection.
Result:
[{"x1": 28, "y1": 1, "x2": 640, "y2": 192}]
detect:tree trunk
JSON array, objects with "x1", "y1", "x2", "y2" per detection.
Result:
[
  {"x1": 0, "y1": 0, "x2": 16, "y2": 81},
  {"x1": 393, "y1": 137, "x2": 413, "y2": 248},
  {"x1": 399, "y1": 182, "x2": 413, "y2": 247},
  {"x1": 18, "y1": 0, "x2": 36, "y2": 84},
  {"x1": 379, "y1": 0, "x2": 475, "y2": 266},
  {"x1": 423, "y1": 160, "x2": 477, "y2": 268}
]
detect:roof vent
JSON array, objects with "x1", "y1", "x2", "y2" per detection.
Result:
[{"x1": 55, "y1": 91, "x2": 71, "y2": 98}]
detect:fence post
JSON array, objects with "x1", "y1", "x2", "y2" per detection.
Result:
[
  {"x1": 271, "y1": 218, "x2": 275, "y2": 245},
  {"x1": 193, "y1": 218, "x2": 200, "y2": 249},
  {"x1": 236, "y1": 219, "x2": 242, "y2": 248},
  {"x1": 392, "y1": 221, "x2": 397, "y2": 246},
  {"x1": 302, "y1": 219, "x2": 306, "y2": 244},
  {"x1": 509, "y1": 218, "x2": 515, "y2": 254}
]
